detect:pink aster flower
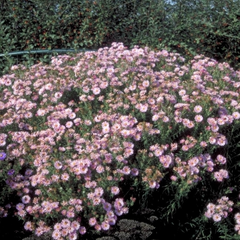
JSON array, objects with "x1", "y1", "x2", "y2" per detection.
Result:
[
  {"x1": 54, "y1": 223, "x2": 62, "y2": 230},
  {"x1": 120, "y1": 129, "x2": 131, "y2": 137},
  {"x1": 89, "y1": 217, "x2": 97, "y2": 226},
  {"x1": 54, "y1": 161, "x2": 63, "y2": 169},
  {"x1": 101, "y1": 221, "x2": 110, "y2": 231},
  {"x1": 102, "y1": 121, "x2": 109, "y2": 129},
  {"x1": 213, "y1": 170, "x2": 222, "y2": 179},
  {"x1": 182, "y1": 145, "x2": 189, "y2": 151},
  {"x1": 61, "y1": 173, "x2": 69, "y2": 181},
  {"x1": 54, "y1": 92, "x2": 62, "y2": 99},
  {"x1": 69, "y1": 232, "x2": 78, "y2": 240},
  {"x1": 212, "y1": 213, "x2": 222, "y2": 222},
  {"x1": 61, "y1": 219, "x2": 71, "y2": 229},
  {"x1": 108, "y1": 218, "x2": 116, "y2": 226},
  {"x1": 216, "y1": 155, "x2": 226, "y2": 165},
  {"x1": 88, "y1": 95, "x2": 95, "y2": 101},
  {"x1": 100, "y1": 81, "x2": 109, "y2": 89},
  {"x1": 211, "y1": 124, "x2": 219, "y2": 132},
  {"x1": 24, "y1": 221, "x2": 34, "y2": 231},
  {"x1": 162, "y1": 155, "x2": 173, "y2": 168},
  {"x1": 107, "y1": 210, "x2": 115, "y2": 219},
  {"x1": 235, "y1": 213, "x2": 240, "y2": 222},
  {"x1": 22, "y1": 195, "x2": 31, "y2": 204},
  {"x1": 149, "y1": 180, "x2": 157, "y2": 188},
  {"x1": 207, "y1": 203, "x2": 215, "y2": 211},
  {"x1": 154, "y1": 148, "x2": 164, "y2": 157},
  {"x1": 217, "y1": 136, "x2": 228, "y2": 146},
  {"x1": 0, "y1": 152, "x2": 7, "y2": 160},
  {"x1": 68, "y1": 112, "x2": 76, "y2": 119},
  {"x1": 17, "y1": 209, "x2": 26, "y2": 217},
  {"x1": 115, "y1": 208, "x2": 123, "y2": 216},
  {"x1": 204, "y1": 210, "x2": 213, "y2": 219},
  {"x1": 188, "y1": 157, "x2": 199, "y2": 167},
  {"x1": 36, "y1": 109, "x2": 46, "y2": 116},
  {"x1": 219, "y1": 169, "x2": 229, "y2": 179},
  {"x1": 139, "y1": 103, "x2": 148, "y2": 112},
  {"x1": 0, "y1": 139, "x2": 6, "y2": 147},
  {"x1": 187, "y1": 121, "x2": 195, "y2": 128},
  {"x1": 61, "y1": 228, "x2": 69, "y2": 237},
  {"x1": 67, "y1": 211, "x2": 75, "y2": 218},
  {"x1": 16, "y1": 203, "x2": 25, "y2": 211},
  {"x1": 195, "y1": 115, "x2": 203, "y2": 122},
  {"x1": 170, "y1": 175, "x2": 178, "y2": 181},
  {"x1": 92, "y1": 87, "x2": 101, "y2": 95},
  {"x1": 152, "y1": 114, "x2": 159, "y2": 121},
  {"x1": 207, "y1": 117, "x2": 217, "y2": 125},
  {"x1": 92, "y1": 197, "x2": 101, "y2": 206},
  {"x1": 94, "y1": 224, "x2": 102, "y2": 231},
  {"x1": 131, "y1": 168, "x2": 139, "y2": 176},
  {"x1": 84, "y1": 120, "x2": 92, "y2": 125},
  {"x1": 142, "y1": 80, "x2": 150, "y2": 87},
  {"x1": 71, "y1": 221, "x2": 80, "y2": 230},
  {"x1": 94, "y1": 187, "x2": 104, "y2": 197},
  {"x1": 209, "y1": 136, "x2": 216, "y2": 144},
  {"x1": 122, "y1": 166, "x2": 131, "y2": 175},
  {"x1": 114, "y1": 198, "x2": 124, "y2": 209},
  {"x1": 96, "y1": 165, "x2": 104, "y2": 173},
  {"x1": 52, "y1": 230, "x2": 62, "y2": 240},
  {"x1": 102, "y1": 126, "x2": 110, "y2": 134},
  {"x1": 182, "y1": 118, "x2": 190, "y2": 127},
  {"x1": 35, "y1": 227, "x2": 44, "y2": 237},
  {"x1": 79, "y1": 226, "x2": 86, "y2": 235},
  {"x1": 200, "y1": 141, "x2": 207, "y2": 147},
  {"x1": 233, "y1": 112, "x2": 240, "y2": 120},
  {"x1": 100, "y1": 199, "x2": 111, "y2": 211},
  {"x1": 194, "y1": 105, "x2": 202, "y2": 113},
  {"x1": 111, "y1": 186, "x2": 120, "y2": 195},
  {"x1": 148, "y1": 98, "x2": 155, "y2": 105},
  {"x1": 66, "y1": 121, "x2": 73, "y2": 128},
  {"x1": 161, "y1": 49, "x2": 169, "y2": 56},
  {"x1": 162, "y1": 116, "x2": 169, "y2": 122},
  {"x1": 217, "y1": 118, "x2": 225, "y2": 125},
  {"x1": 178, "y1": 90, "x2": 186, "y2": 96}
]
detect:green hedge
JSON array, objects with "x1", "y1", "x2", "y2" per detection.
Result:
[{"x1": 1, "y1": 0, "x2": 240, "y2": 75}]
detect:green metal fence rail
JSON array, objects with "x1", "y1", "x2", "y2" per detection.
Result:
[
  {"x1": 0, "y1": 48, "x2": 97, "y2": 57},
  {"x1": 0, "y1": 48, "x2": 98, "y2": 76}
]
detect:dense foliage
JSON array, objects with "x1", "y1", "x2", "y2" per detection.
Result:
[{"x1": 1, "y1": 0, "x2": 240, "y2": 75}]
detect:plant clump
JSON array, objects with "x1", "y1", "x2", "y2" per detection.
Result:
[{"x1": 0, "y1": 42, "x2": 240, "y2": 239}]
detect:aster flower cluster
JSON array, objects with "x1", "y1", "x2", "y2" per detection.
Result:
[
  {"x1": 0, "y1": 42, "x2": 240, "y2": 239},
  {"x1": 204, "y1": 196, "x2": 234, "y2": 222},
  {"x1": 234, "y1": 212, "x2": 240, "y2": 234}
]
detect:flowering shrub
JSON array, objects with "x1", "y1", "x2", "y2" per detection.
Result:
[{"x1": 0, "y1": 42, "x2": 240, "y2": 239}]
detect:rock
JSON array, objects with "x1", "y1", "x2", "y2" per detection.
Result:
[
  {"x1": 113, "y1": 219, "x2": 155, "y2": 240},
  {"x1": 22, "y1": 232, "x2": 52, "y2": 240},
  {"x1": 96, "y1": 237, "x2": 117, "y2": 240},
  {"x1": 148, "y1": 215, "x2": 159, "y2": 223}
]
